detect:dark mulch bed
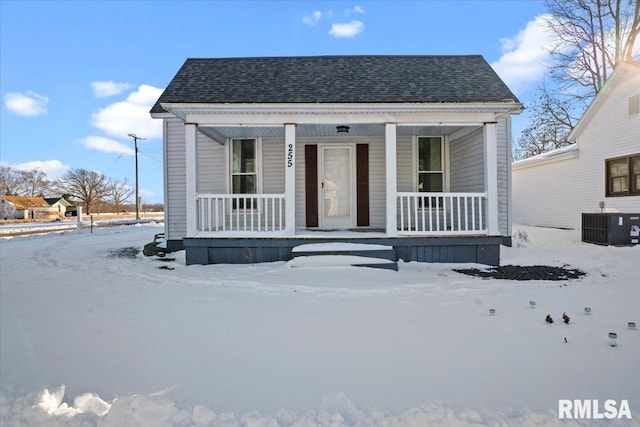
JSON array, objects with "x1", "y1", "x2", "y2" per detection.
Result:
[{"x1": 454, "y1": 265, "x2": 586, "y2": 281}]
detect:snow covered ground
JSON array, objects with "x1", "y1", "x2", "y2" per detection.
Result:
[
  {"x1": 0, "y1": 217, "x2": 161, "y2": 237},
  {"x1": 0, "y1": 223, "x2": 638, "y2": 426}
]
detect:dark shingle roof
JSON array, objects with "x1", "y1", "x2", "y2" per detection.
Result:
[{"x1": 151, "y1": 55, "x2": 519, "y2": 114}]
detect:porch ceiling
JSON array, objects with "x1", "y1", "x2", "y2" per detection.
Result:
[{"x1": 199, "y1": 124, "x2": 479, "y2": 139}]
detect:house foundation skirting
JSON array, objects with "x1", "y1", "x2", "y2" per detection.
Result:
[
  {"x1": 166, "y1": 239, "x2": 185, "y2": 252},
  {"x1": 182, "y1": 236, "x2": 502, "y2": 266}
]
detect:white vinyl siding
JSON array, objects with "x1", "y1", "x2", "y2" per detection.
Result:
[
  {"x1": 197, "y1": 133, "x2": 226, "y2": 194},
  {"x1": 166, "y1": 121, "x2": 227, "y2": 240},
  {"x1": 449, "y1": 128, "x2": 484, "y2": 193},
  {"x1": 368, "y1": 138, "x2": 386, "y2": 228},
  {"x1": 514, "y1": 152, "x2": 588, "y2": 229},
  {"x1": 165, "y1": 119, "x2": 187, "y2": 240},
  {"x1": 497, "y1": 117, "x2": 510, "y2": 236},
  {"x1": 396, "y1": 136, "x2": 414, "y2": 192},
  {"x1": 262, "y1": 139, "x2": 285, "y2": 194},
  {"x1": 513, "y1": 66, "x2": 640, "y2": 229},
  {"x1": 259, "y1": 139, "x2": 285, "y2": 229}
]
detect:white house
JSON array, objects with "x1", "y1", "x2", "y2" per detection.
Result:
[
  {"x1": 513, "y1": 61, "x2": 640, "y2": 230},
  {"x1": 44, "y1": 197, "x2": 73, "y2": 217},
  {"x1": 0, "y1": 196, "x2": 58, "y2": 220},
  {"x1": 150, "y1": 55, "x2": 522, "y2": 265}
]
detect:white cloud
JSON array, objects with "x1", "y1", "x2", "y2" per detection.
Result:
[
  {"x1": 11, "y1": 160, "x2": 70, "y2": 178},
  {"x1": 302, "y1": 10, "x2": 322, "y2": 26},
  {"x1": 91, "y1": 81, "x2": 133, "y2": 98},
  {"x1": 350, "y1": 5, "x2": 365, "y2": 14},
  {"x1": 329, "y1": 20, "x2": 364, "y2": 38},
  {"x1": 491, "y1": 14, "x2": 555, "y2": 95},
  {"x1": 4, "y1": 91, "x2": 49, "y2": 117},
  {"x1": 80, "y1": 136, "x2": 135, "y2": 156},
  {"x1": 91, "y1": 84, "x2": 163, "y2": 139},
  {"x1": 139, "y1": 188, "x2": 156, "y2": 203}
]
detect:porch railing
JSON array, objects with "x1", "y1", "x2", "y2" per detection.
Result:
[
  {"x1": 196, "y1": 194, "x2": 285, "y2": 234},
  {"x1": 397, "y1": 192, "x2": 487, "y2": 235}
]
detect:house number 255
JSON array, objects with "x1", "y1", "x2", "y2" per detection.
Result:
[{"x1": 287, "y1": 144, "x2": 294, "y2": 167}]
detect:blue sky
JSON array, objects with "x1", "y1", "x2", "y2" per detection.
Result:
[{"x1": 1, "y1": 0, "x2": 551, "y2": 204}]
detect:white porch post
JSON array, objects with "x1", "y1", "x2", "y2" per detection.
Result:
[
  {"x1": 284, "y1": 123, "x2": 296, "y2": 235},
  {"x1": 484, "y1": 122, "x2": 499, "y2": 235},
  {"x1": 385, "y1": 123, "x2": 397, "y2": 236},
  {"x1": 185, "y1": 123, "x2": 198, "y2": 236}
]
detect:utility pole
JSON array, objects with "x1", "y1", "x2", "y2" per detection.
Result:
[{"x1": 128, "y1": 133, "x2": 146, "y2": 220}]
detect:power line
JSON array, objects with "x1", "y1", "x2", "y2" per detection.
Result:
[{"x1": 134, "y1": 146, "x2": 162, "y2": 166}]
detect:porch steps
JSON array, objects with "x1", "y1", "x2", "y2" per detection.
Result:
[{"x1": 290, "y1": 242, "x2": 397, "y2": 271}]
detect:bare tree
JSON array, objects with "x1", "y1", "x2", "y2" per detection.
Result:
[
  {"x1": 516, "y1": 0, "x2": 638, "y2": 158},
  {"x1": 107, "y1": 178, "x2": 134, "y2": 214},
  {"x1": 55, "y1": 168, "x2": 108, "y2": 214},
  {"x1": 18, "y1": 169, "x2": 50, "y2": 197},
  {"x1": 545, "y1": 0, "x2": 639, "y2": 97},
  {"x1": 0, "y1": 166, "x2": 23, "y2": 196},
  {"x1": 515, "y1": 87, "x2": 581, "y2": 159}
]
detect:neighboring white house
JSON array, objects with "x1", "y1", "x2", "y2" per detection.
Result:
[
  {"x1": 150, "y1": 55, "x2": 523, "y2": 265},
  {"x1": 44, "y1": 197, "x2": 73, "y2": 217},
  {"x1": 513, "y1": 61, "x2": 640, "y2": 230},
  {"x1": 0, "y1": 196, "x2": 58, "y2": 220}
]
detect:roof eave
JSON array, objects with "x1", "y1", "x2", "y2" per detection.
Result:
[
  {"x1": 567, "y1": 62, "x2": 639, "y2": 141},
  {"x1": 158, "y1": 101, "x2": 523, "y2": 119},
  {"x1": 150, "y1": 110, "x2": 175, "y2": 119},
  {"x1": 512, "y1": 144, "x2": 579, "y2": 170}
]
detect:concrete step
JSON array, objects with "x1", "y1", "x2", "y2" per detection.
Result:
[{"x1": 290, "y1": 242, "x2": 397, "y2": 271}]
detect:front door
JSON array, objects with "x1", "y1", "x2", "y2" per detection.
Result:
[{"x1": 320, "y1": 145, "x2": 355, "y2": 228}]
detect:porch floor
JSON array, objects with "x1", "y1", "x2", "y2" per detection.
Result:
[{"x1": 293, "y1": 228, "x2": 387, "y2": 238}]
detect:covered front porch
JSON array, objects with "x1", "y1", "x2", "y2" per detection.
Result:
[
  {"x1": 162, "y1": 102, "x2": 510, "y2": 265},
  {"x1": 176, "y1": 109, "x2": 502, "y2": 233}
]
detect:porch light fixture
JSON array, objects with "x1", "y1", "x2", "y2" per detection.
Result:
[{"x1": 336, "y1": 125, "x2": 350, "y2": 135}]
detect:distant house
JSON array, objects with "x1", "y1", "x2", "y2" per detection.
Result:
[
  {"x1": 0, "y1": 196, "x2": 58, "y2": 220},
  {"x1": 151, "y1": 55, "x2": 523, "y2": 265},
  {"x1": 0, "y1": 197, "x2": 17, "y2": 220},
  {"x1": 45, "y1": 197, "x2": 73, "y2": 217},
  {"x1": 512, "y1": 61, "x2": 640, "y2": 229}
]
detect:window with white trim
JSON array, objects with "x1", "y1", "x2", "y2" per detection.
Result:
[
  {"x1": 417, "y1": 136, "x2": 444, "y2": 192},
  {"x1": 231, "y1": 138, "x2": 257, "y2": 208}
]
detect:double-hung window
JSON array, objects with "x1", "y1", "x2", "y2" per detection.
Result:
[
  {"x1": 418, "y1": 136, "x2": 444, "y2": 193},
  {"x1": 231, "y1": 138, "x2": 257, "y2": 208},
  {"x1": 416, "y1": 136, "x2": 445, "y2": 209},
  {"x1": 606, "y1": 153, "x2": 640, "y2": 197}
]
